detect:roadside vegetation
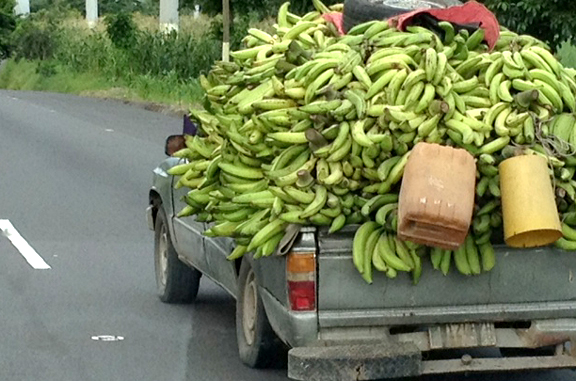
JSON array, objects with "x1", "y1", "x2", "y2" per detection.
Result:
[
  {"x1": 1, "y1": 7, "x2": 228, "y2": 109},
  {"x1": 0, "y1": 0, "x2": 574, "y2": 111}
]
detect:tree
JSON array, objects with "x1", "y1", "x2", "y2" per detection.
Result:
[
  {"x1": 480, "y1": 0, "x2": 576, "y2": 50},
  {"x1": 0, "y1": 0, "x2": 16, "y2": 58}
]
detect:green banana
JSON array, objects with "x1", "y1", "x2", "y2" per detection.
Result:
[
  {"x1": 353, "y1": 222, "x2": 380, "y2": 274},
  {"x1": 376, "y1": 233, "x2": 412, "y2": 272},
  {"x1": 431, "y1": 247, "x2": 443, "y2": 270},
  {"x1": 362, "y1": 229, "x2": 383, "y2": 283},
  {"x1": 438, "y1": 21, "x2": 455, "y2": 44},
  {"x1": 247, "y1": 218, "x2": 288, "y2": 251},
  {"x1": 375, "y1": 202, "x2": 398, "y2": 226},
  {"x1": 479, "y1": 242, "x2": 496, "y2": 272},
  {"x1": 440, "y1": 250, "x2": 452, "y2": 276},
  {"x1": 299, "y1": 185, "x2": 328, "y2": 218},
  {"x1": 453, "y1": 243, "x2": 471, "y2": 276},
  {"x1": 329, "y1": 214, "x2": 347, "y2": 234},
  {"x1": 465, "y1": 235, "x2": 482, "y2": 275},
  {"x1": 351, "y1": 119, "x2": 375, "y2": 148}
]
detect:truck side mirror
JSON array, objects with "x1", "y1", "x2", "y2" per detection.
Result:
[{"x1": 164, "y1": 135, "x2": 185, "y2": 156}]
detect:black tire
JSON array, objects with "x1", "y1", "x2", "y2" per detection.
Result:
[
  {"x1": 154, "y1": 206, "x2": 201, "y2": 303},
  {"x1": 236, "y1": 259, "x2": 286, "y2": 368},
  {"x1": 342, "y1": 0, "x2": 462, "y2": 33}
]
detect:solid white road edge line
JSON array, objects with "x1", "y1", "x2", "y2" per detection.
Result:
[{"x1": 0, "y1": 219, "x2": 51, "y2": 269}]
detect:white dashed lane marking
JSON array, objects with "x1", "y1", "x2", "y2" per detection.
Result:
[{"x1": 0, "y1": 219, "x2": 51, "y2": 269}]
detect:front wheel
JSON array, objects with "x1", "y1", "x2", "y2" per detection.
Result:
[
  {"x1": 236, "y1": 259, "x2": 286, "y2": 368},
  {"x1": 154, "y1": 205, "x2": 201, "y2": 303}
]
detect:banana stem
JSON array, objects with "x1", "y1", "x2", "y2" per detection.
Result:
[
  {"x1": 275, "y1": 59, "x2": 297, "y2": 73},
  {"x1": 514, "y1": 89, "x2": 539, "y2": 109},
  {"x1": 306, "y1": 128, "x2": 329, "y2": 150},
  {"x1": 296, "y1": 170, "x2": 315, "y2": 189},
  {"x1": 428, "y1": 99, "x2": 450, "y2": 115},
  {"x1": 501, "y1": 145, "x2": 524, "y2": 158}
]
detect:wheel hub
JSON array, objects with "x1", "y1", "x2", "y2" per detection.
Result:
[
  {"x1": 158, "y1": 225, "x2": 169, "y2": 287},
  {"x1": 243, "y1": 270, "x2": 258, "y2": 346}
]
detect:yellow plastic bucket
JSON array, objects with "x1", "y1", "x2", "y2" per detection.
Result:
[{"x1": 499, "y1": 155, "x2": 562, "y2": 248}]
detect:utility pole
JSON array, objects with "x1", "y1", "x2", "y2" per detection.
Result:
[
  {"x1": 86, "y1": 0, "x2": 98, "y2": 29},
  {"x1": 160, "y1": 0, "x2": 179, "y2": 33},
  {"x1": 14, "y1": 0, "x2": 30, "y2": 16},
  {"x1": 222, "y1": 0, "x2": 230, "y2": 62}
]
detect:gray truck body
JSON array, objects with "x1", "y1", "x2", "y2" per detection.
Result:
[{"x1": 148, "y1": 156, "x2": 576, "y2": 380}]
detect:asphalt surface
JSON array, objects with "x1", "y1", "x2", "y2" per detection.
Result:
[
  {"x1": 0, "y1": 90, "x2": 574, "y2": 381},
  {"x1": 0, "y1": 90, "x2": 286, "y2": 381}
]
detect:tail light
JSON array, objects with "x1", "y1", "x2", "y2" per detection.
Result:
[{"x1": 287, "y1": 251, "x2": 316, "y2": 311}]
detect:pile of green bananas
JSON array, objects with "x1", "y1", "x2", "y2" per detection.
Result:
[{"x1": 170, "y1": 0, "x2": 576, "y2": 284}]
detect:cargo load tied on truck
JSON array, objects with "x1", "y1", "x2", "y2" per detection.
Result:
[
  {"x1": 172, "y1": 0, "x2": 576, "y2": 279},
  {"x1": 150, "y1": 0, "x2": 576, "y2": 379}
]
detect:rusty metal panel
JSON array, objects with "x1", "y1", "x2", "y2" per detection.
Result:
[
  {"x1": 288, "y1": 342, "x2": 421, "y2": 381},
  {"x1": 428, "y1": 323, "x2": 497, "y2": 349}
]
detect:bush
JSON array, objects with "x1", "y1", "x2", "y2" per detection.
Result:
[
  {"x1": 481, "y1": 0, "x2": 576, "y2": 51},
  {"x1": 10, "y1": 12, "x2": 59, "y2": 60},
  {"x1": 55, "y1": 27, "x2": 116, "y2": 74},
  {"x1": 54, "y1": 21, "x2": 221, "y2": 81},
  {"x1": 126, "y1": 30, "x2": 220, "y2": 78},
  {"x1": 105, "y1": 12, "x2": 138, "y2": 49},
  {"x1": 207, "y1": 12, "x2": 260, "y2": 51}
]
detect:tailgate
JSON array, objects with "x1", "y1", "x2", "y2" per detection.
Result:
[{"x1": 317, "y1": 226, "x2": 576, "y2": 328}]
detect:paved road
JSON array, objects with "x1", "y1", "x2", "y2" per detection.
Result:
[
  {"x1": 0, "y1": 90, "x2": 286, "y2": 381},
  {"x1": 0, "y1": 90, "x2": 573, "y2": 381}
]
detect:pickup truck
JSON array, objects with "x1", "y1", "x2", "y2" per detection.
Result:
[{"x1": 147, "y1": 133, "x2": 576, "y2": 381}]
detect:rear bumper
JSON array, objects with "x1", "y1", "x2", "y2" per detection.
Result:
[
  {"x1": 288, "y1": 345, "x2": 576, "y2": 381},
  {"x1": 288, "y1": 342, "x2": 421, "y2": 381},
  {"x1": 288, "y1": 319, "x2": 576, "y2": 381}
]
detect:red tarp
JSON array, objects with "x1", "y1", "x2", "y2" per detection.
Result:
[{"x1": 322, "y1": 1, "x2": 500, "y2": 50}]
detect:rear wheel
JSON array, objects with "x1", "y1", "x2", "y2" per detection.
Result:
[
  {"x1": 342, "y1": 0, "x2": 462, "y2": 33},
  {"x1": 154, "y1": 206, "x2": 201, "y2": 303},
  {"x1": 236, "y1": 259, "x2": 286, "y2": 368}
]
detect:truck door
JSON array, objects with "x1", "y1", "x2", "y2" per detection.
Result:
[
  {"x1": 171, "y1": 183, "x2": 211, "y2": 275},
  {"x1": 203, "y1": 227, "x2": 239, "y2": 297}
]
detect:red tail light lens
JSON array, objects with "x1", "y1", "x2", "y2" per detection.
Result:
[
  {"x1": 288, "y1": 281, "x2": 315, "y2": 311},
  {"x1": 287, "y1": 252, "x2": 316, "y2": 312}
]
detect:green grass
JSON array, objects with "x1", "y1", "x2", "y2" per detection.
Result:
[
  {"x1": 0, "y1": 59, "x2": 116, "y2": 92},
  {"x1": 0, "y1": 58, "x2": 204, "y2": 111},
  {"x1": 126, "y1": 71, "x2": 204, "y2": 107},
  {"x1": 0, "y1": 11, "x2": 274, "y2": 111}
]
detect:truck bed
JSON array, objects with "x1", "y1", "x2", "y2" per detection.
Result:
[
  {"x1": 316, "y1": 225, "x2": 576, "y2": 328},
  {"x1": 285, "y1": 226, "x2": 576, "y2": 381}
]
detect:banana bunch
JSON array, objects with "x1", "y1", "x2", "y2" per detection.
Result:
[{"x1": 171, "y1": 0, "x2": 576, "y2": 283}]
